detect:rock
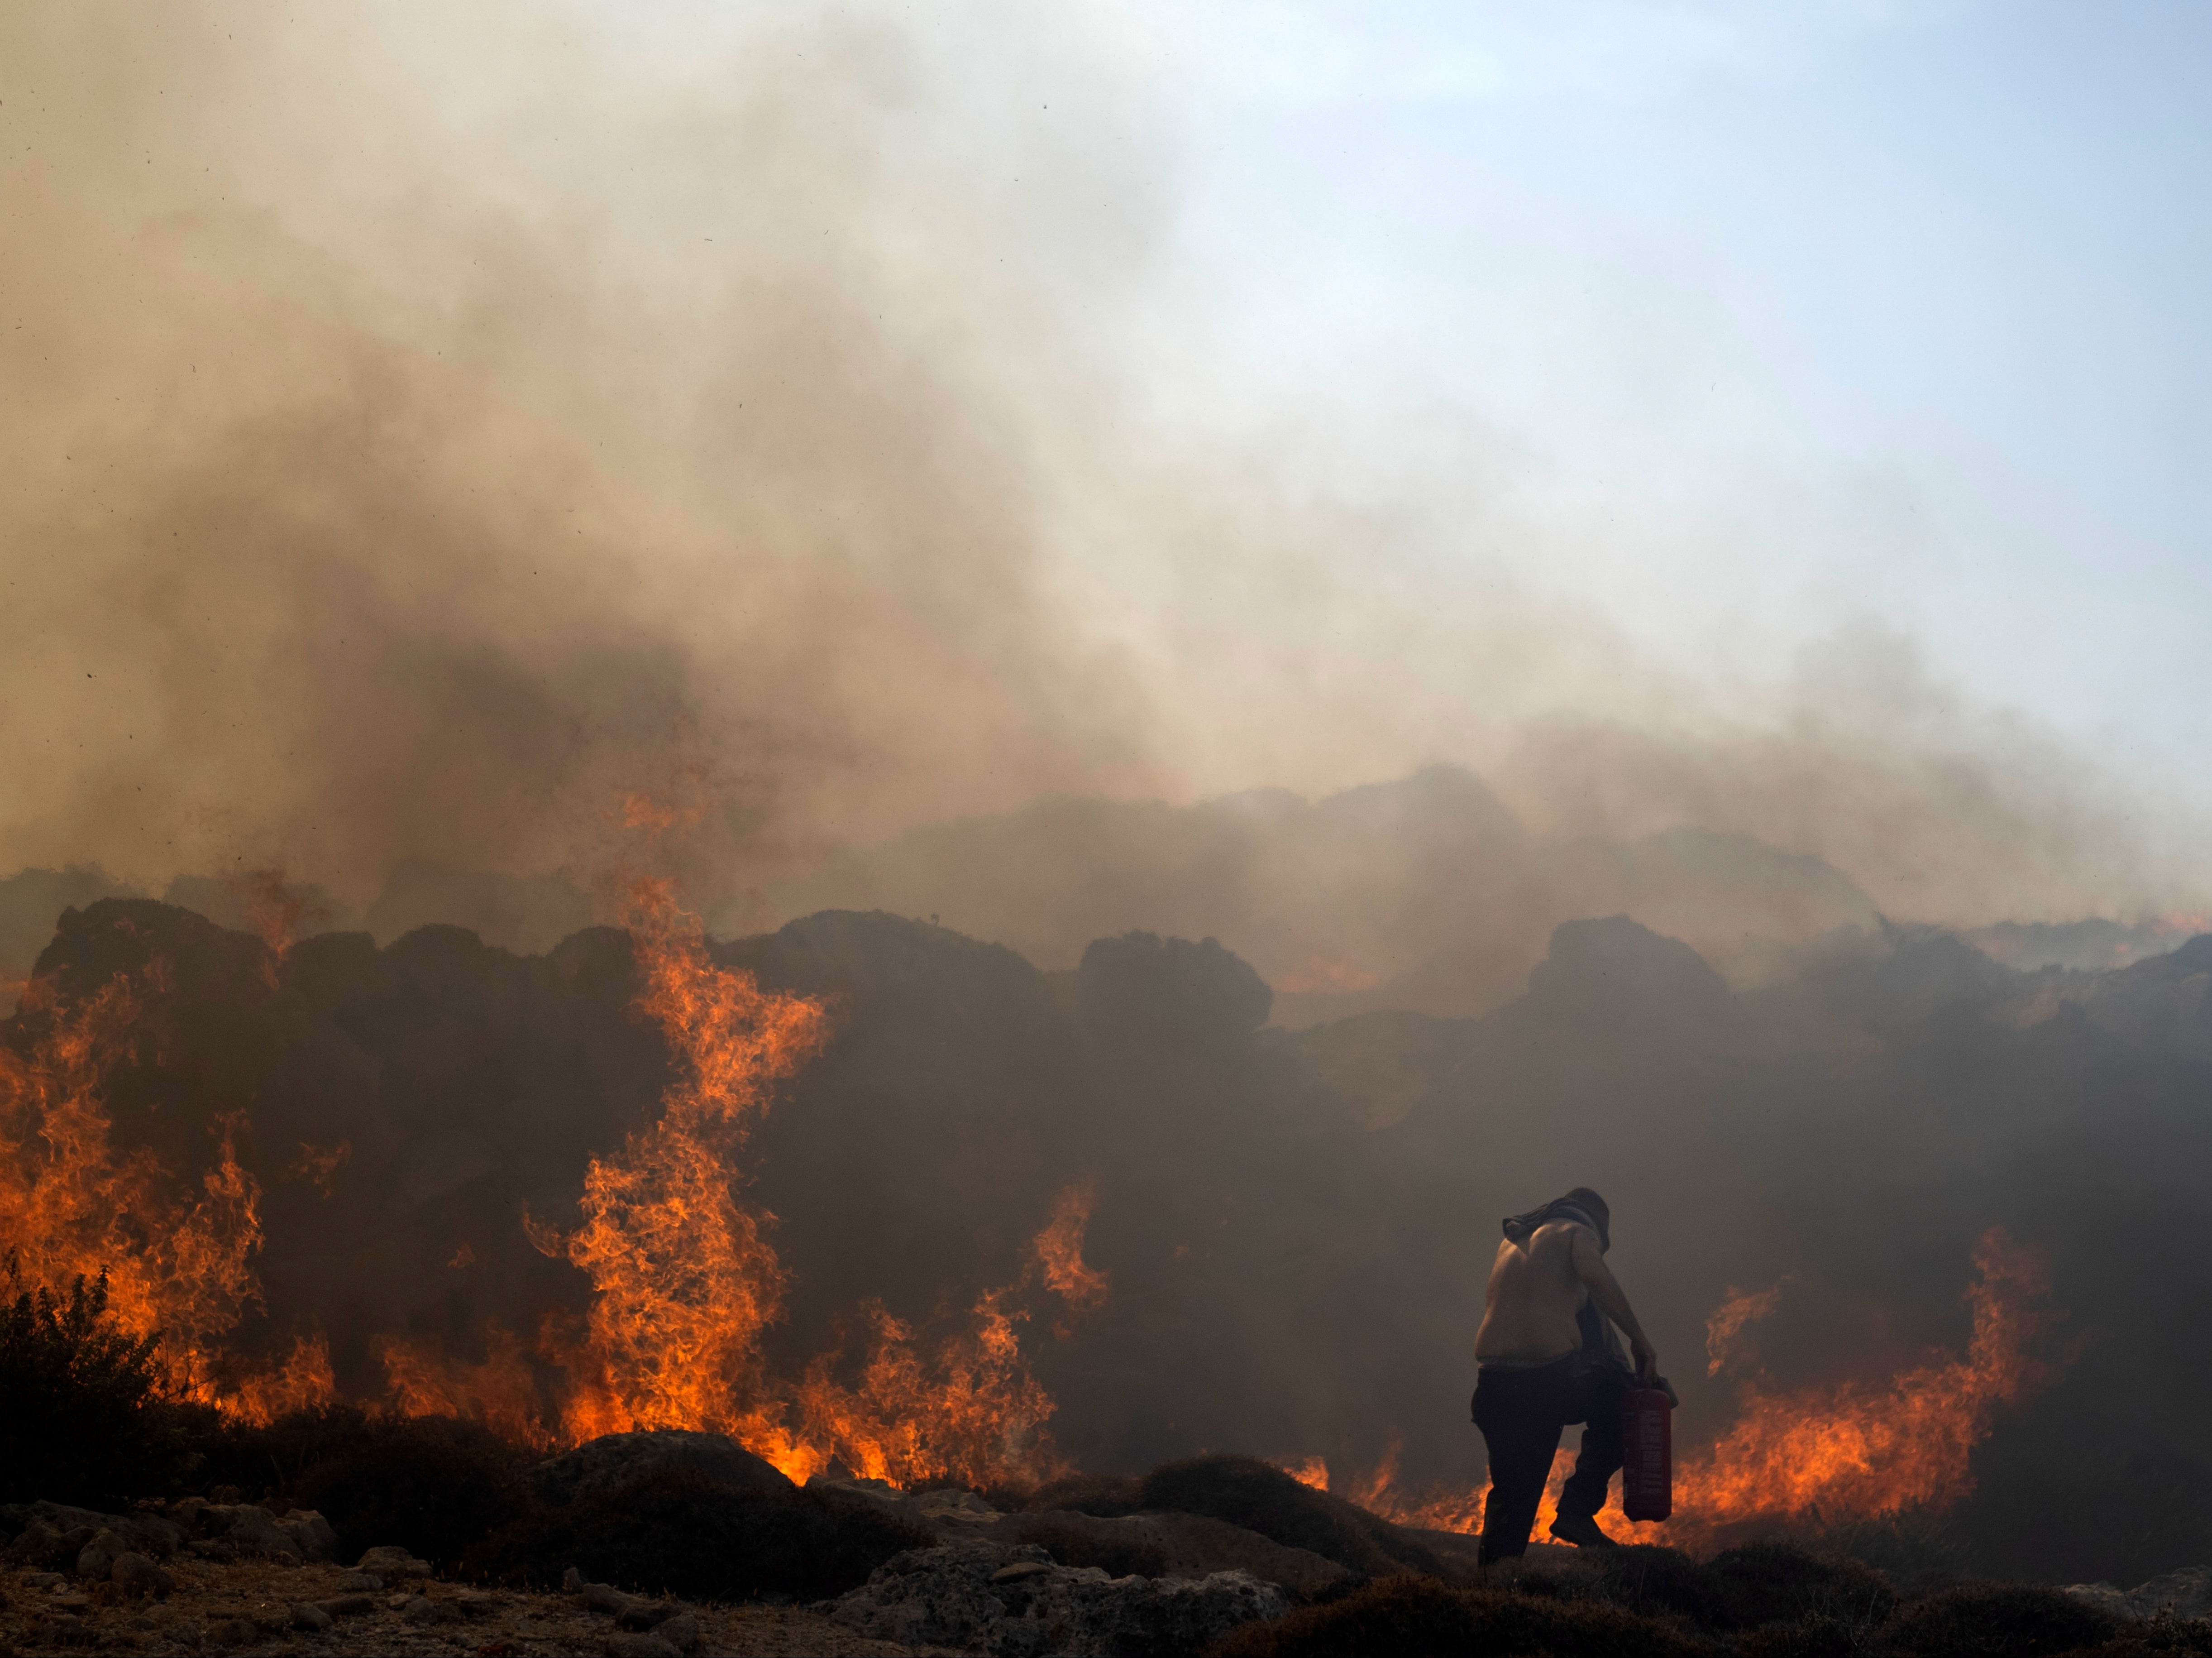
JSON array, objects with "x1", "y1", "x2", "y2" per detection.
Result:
[
  {"x1": 110, "y1": 1550, "x2": 171, "y2": 1598},
  {"x1": 914, "y1": 1488, "x2": 1001, "y2": 1524},
  {"x1": 2, "y1": 1502, "x2": 182, "y2": 1560},
  {"x1": 35, "y1": 1611, "x2": 87, "y2": 1647},
  {"x1": 74, "y1": 1529, "x2": 128, "y2": 1580},
  {"x1": 313, "y1": 1594, "x2": 375, "y2": 1618},
  {"x1": 604, "y1": 1634, "x2": 683, "y2": 1658},
  {"x1": 205, "y1": 1615, "x2": 258, "y2": 1647},
  {"x1": 205, "y1": 1505, "x2": 301, "y2": 1561},
  {"x1": 533, "y1": 1428, "x2": 794, "y2": 1506},
  {"x1": 402, "y1": 1593, "x2": 456, "y2": 1624},
  {"x1": 657, "y1": 1613, "x2": 702, "y2": 1652},
  {"x1": 18, "y1": 1573, "x2": 66, "y2": 1591},
  {"x1": 2066, "y1": 1565, "x2": 2212, "y2": 1622},
  {"x1": 4, "y1": 1520, "x2": 73, "y2": 1570},
  {"x1": 356, "y1": 1544, "x2": 434, "y2": 1578},
  {"x1": 805, "y1": 1475, "x2": 907, "y2": 1511},
  {"x1": 336, "y1": 1570, "x2": 382, "y2": 1591},
  {"x1": 291, "y1": 1602, "x2": 334, "y2": 1631},
  {"x1": 279, "y1": 1508, "x2": 338, "y2": 1561},
  {"x1": 823, "y1": 1537, "x2": 1290, "y2": 1658},
  {"x1": 563, "y1": 1565, "x2": 584, "y2": 1591}
]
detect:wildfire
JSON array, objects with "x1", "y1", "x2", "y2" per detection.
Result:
[
  {"x1": 1705, "y1": 1278, "x2": 1791, "y2": 1376},
  {"x1": 0, "y1": 957, "x2": 332, "y2": 1416},
  {"x1": 1033, "y1": 1184, "x2": 1109, "y2": 1320},
  {"x1": 1334, "y1": 1231, "x2": 2058, "y2": 1548}
]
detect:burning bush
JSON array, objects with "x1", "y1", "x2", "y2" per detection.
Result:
[
  {"x1": 464, "y1": 1466, "x2": 932, "y2": 1603},
  {"x1": 0, "y1": 1262, "x2": 206, "y2": 1505},
  {"x1": 1138, "y1": 1456, "x2": 1442, "y2": 1579},
  {"x1": 1201, "y1": 1575, "x2": 1708, "y2": 1658},
  {"x1": 287, "y1": 1411, "x2": 532, "y2": 1568}
]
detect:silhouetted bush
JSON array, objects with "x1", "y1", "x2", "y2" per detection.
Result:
[
  {"x1": 1735, "y1": 1614, "x2": 1858, "y2": 1658},
  {"x1": 1202, "y1": 1575, "x2": 1709, "y2": 1658},
  {"x1": 1711, "y1": 1539, "x2": 1898, "y2": 1629},
  {"x1": 186, "y1": 1401, "x2": 381, "y2": 1501},
  {"x1": 1138, "y1": 1456, "x2": 1442, "y2": 1578},
  {"x1": 2051, "y1": 1615, "x2": 2212, "y2": 1657},
  {"x1": 1592, "y1": 1544, "x2": 1739, "y2": 1627},
  {"x1": 1011, "y1": 1514, "x2": 1167, "y2": 1579},
  {"x1": 1881, "y1": 1581, "x2": 2117, "y2": 1657},
  {"x1": 464, "y1": 1467, "x2": 932, "y2": 1602},
  {"x1": 0, "y1": 1262, "x2": 206, "y2": 1505},
  {"x1": 288, "y1": 1412, "x2": 531, "y2": 1567},
  {"x1": 1022, "y1": 1472, "x2": 1143, "y2": 1517}
]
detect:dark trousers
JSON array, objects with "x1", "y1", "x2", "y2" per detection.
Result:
[{"x1": 1471, "y1": 1355, "x2": 1627, "y2": 1562}]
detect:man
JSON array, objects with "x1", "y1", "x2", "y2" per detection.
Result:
[{"x1": 1471, "y1": 1187, "x2": 1658, "y2": 1562}]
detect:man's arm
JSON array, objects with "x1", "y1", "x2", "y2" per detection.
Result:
[{"x1": 1572, "y1": 1226, "x2": 1658, "y2": 1384}]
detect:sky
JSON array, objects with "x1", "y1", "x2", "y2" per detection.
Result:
[{"x1": 1120, "y1": 0, "x2": 2212, "y2": 776}]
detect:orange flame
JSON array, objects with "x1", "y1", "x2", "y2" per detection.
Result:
[
  {"x1": 1705, "y1": 1279, "x2": 1791, "y2": 1376},
  {"x1": 286, "y1": 1141, "x2": 352, "y2": 1198},
  {"x1": 229, "y1": 1334, "x2": 339, "y2": 1427},
  {"x1": 1033, "y1": 1183, "x2": 1109, "y2": 1321},
  {"x1": 1347, "y1": 1231, "x2": 2058, "y2": 1548},
  {"x1": 378, "y1": 1325, "x2": 551, "y2": 1448},
  {"x1": 0, "y1": 962, "x2": 331, "y2": 1415}
]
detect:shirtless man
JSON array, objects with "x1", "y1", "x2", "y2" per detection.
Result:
[{"x1": 1471, "y1": 1187, "x2": 1658, "y2": 1561}]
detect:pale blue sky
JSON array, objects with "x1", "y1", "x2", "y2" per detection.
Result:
[{"x1": 1121, "y1": 1, "x2": 2211, "y2": 772}]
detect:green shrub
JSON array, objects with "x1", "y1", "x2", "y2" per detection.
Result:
[
  {"x1": 1010, "y1": 1514, "x2": 1167, "y2": 1579},
  {"x1": 1137, "y1": 1456, "x2": 1442, "y2": 1578},
  {"x1": 1882, "y1": 1582, "x2": 2117, "y2": 1657},
  {"x1": 288, "y1": 1412, "x2": 531, "y2": 1567},
  {"x1": 464, "y1": 1466, "x2": 932, "y2": 1603},
  {"x1": 0, "y1": 1261, "x2": 204, "y2": 1505},
  {"x1": 1202, "y1": 1575, "x2": 1710, "y2": 1658}
]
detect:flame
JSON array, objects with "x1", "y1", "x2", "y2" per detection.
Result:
[
  {"x1": 286, "y1": 1141, "x2": 352, "y2": 1198},
  {"x1": 0, "y1": 959, "x2": 336, "y2": 1415},
  {"x1": 544, "y1": 877, "x2": 830, "y2": 1453},
  {"x1": 1278, "y1": 1455, "x2": 1330, "y2": 1492},
  {"x1": 229, "y1": 867, "x2": 330, "y2": 986},
  {"x1": 1033, "y1": 1183, "x2": 1109, "y2": 1321},
  {"x1": 377, "y1": 1325, "x2": 552, "y2": 1448},
  {"x1": 1705, "y1": 1279, "x2": 1791, "y2": 1376},
  {"x1": 1272, "y1": 956, "x2": 1385, "y2": 996},
  {"x1": 1346, "y1": 1231, "x2": 2059, "y2": 1548},
  {"x1": 228, "y1": 1334, "x2": 339, "y2": 1426}
]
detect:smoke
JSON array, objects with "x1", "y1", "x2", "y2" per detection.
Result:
[{"x1": 1, "y1": 1, "x2": 2203, "y2": 978}]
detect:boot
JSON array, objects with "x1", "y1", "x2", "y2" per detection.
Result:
[{"x1": 1548, "y1": 1511, "x2": 1618, "y2": 1549}]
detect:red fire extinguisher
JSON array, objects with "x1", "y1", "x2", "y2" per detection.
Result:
[{"x1": 1622, "y1": 1383, "x2": 1673, "y2": 1522}]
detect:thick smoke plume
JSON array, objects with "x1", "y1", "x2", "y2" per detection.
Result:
[{"x1": 2, "y1": 0, "x2": 2203, "y2": 965}]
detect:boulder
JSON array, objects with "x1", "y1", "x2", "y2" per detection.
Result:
[
  {"x1": 110, "y1": 1551, "x2": 171, "y2": 1598},
  {"x1": 822, "y1": 1538, "x2": 1289, "y2": 1658},
  {"x1": 356, "y1": 1544, "x2": 435, "y2": 1578},
  {"x1": 534, "y1": 1430, "x2": 794, "y2": 1507},
  {"x1": 2065, "y1": 1566, "x2": 2212, "y2": 1622}
]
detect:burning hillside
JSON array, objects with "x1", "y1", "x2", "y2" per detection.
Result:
[{"x1": 2, "y1": 876, "x2": 2194, "y2": 1589}]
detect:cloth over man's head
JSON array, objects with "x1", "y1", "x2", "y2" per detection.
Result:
[{"x1": 1502, "y1": 1186, "x2": 1611, "y2": 1254}]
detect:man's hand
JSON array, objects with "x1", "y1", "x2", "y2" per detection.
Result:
[{"x1": 1631, "y1": 1335, "x2": 1658, "y2": 1386}]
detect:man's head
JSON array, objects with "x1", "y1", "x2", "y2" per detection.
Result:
[{"x1": 1503, "y1": 1187, "x2": 1611, "y2": 1253}]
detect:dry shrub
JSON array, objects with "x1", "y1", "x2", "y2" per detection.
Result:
[
  {"x1": 1010, "y1": 1514, "x2": 1167, "y2": 1579},
  {"x1": 1880, "y1": 1582, "x2": 2117, "y2": 1657},
  {"x1": 2051, "y1": 1615, "x2": 2212, "y2": 1657},
  {"x1": 187, "y1": 1401, "x2": 381, "y2": 1501},
  {"x1": 1138, "y1": 1456, "x2": 1441, "y2": 1578},
  {"x1": 1711, "y1": 1541, "x2": 1899, "y2": 1629},
  {"x1": 0, "y1": 1265, "x2": 207, "y2": 1505},
  {"x1": 1022, "y1": 1472, "x2": 1144, "y2": 1517},
  {"x1": 465, "y1": 1467, "x2": 931, "y2": 1603},
  {"x1": 1593, "y1": 1545, "x2": 1740, "y2": 1627},
  {"x1": 1736, "y1": 1615, "x2": 1859, "y2": 1658},
  {"x1": 1201, "y1": 1575, "x2": 1709, "y2": 1658},
  {"x1": 288, "y1": 1412, "x2": 531, "y2": 1567}
]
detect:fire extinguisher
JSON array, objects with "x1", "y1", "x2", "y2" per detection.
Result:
[{"x1": 1622, "y1": 1381, "x2": 1674, "y2": 1522}]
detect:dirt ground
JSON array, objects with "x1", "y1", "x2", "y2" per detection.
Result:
[{"x1": 0, "y1": 1555, "x2": 951, "y2": 1657}]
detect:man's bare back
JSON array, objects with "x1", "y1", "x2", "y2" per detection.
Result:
[{"x1": 1474, "y1": 1218, "x2": 1658, "y2": 1382}]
